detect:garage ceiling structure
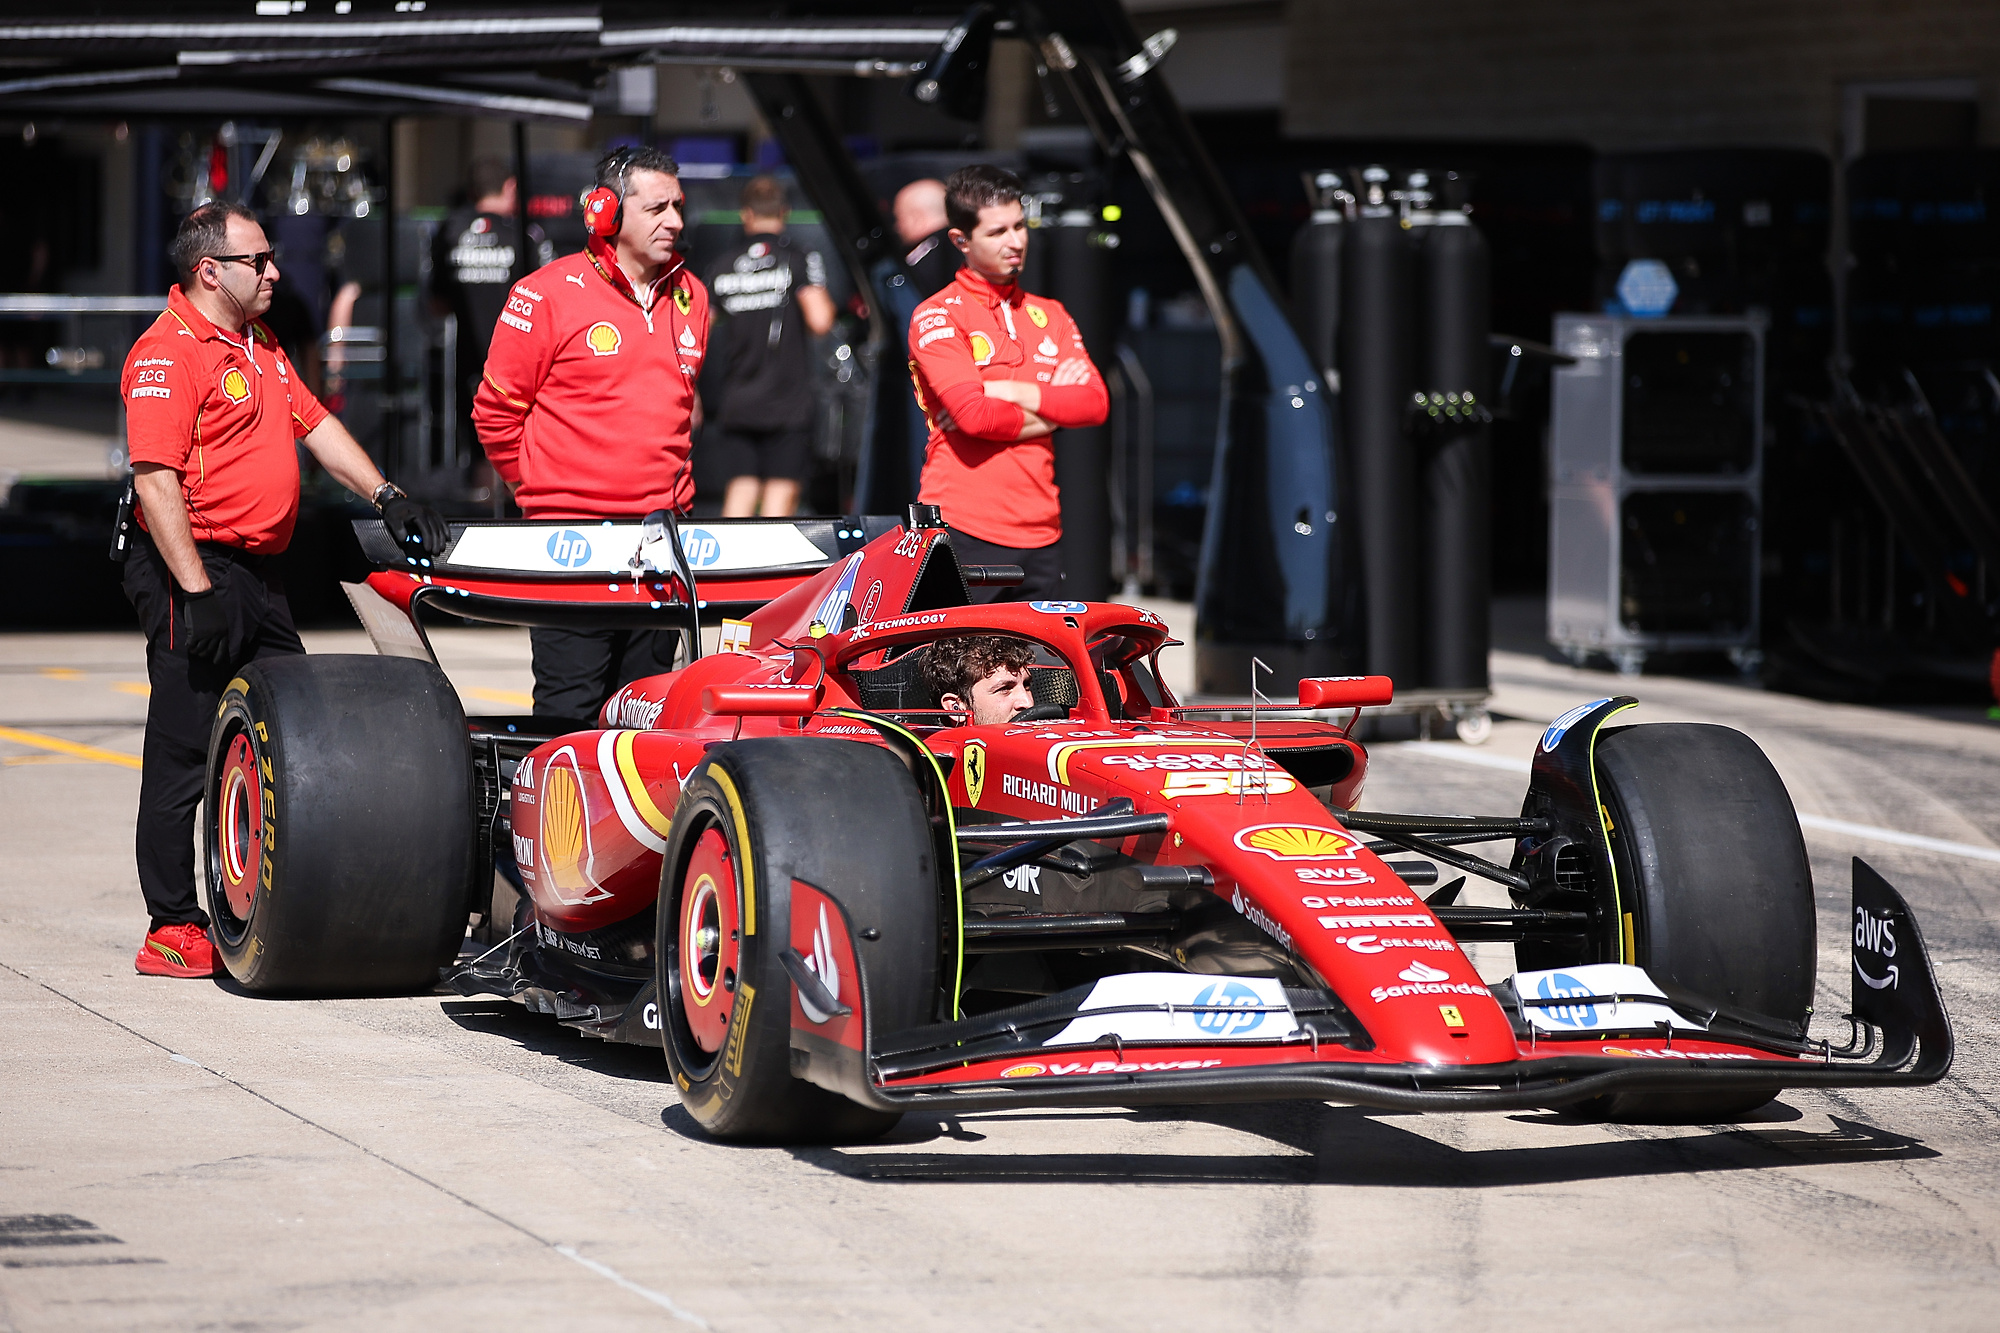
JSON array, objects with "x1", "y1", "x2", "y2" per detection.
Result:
[{"x1": 2, "y1": 0, "x2": 1362, "y2": 689}]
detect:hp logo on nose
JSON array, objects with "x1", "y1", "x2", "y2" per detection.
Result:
[
  {"x1": 547, "y1": 530, "x2": 593, "y2": 568},
  {"x1": 1192, "y1": 980, "x2": 1266, "y2": 1037},
  {"x1": 1534, "y1": 972, "x2": 1600, "y2": 1028}
]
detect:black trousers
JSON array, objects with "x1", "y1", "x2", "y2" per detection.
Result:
[
  {"x1": 123, "y1": 534, "x2": 304, "y2": 929},
  {"x1": 529, "y1": 627, "x2": 681, "y2": 724},
  {"x1": 946, "y1": 528, "x2": 1066, "y2": 604}
]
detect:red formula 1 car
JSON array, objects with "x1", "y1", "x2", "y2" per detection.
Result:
[{"x1": 201, "y1": 509, "x2": 1953, "y2": 1139}]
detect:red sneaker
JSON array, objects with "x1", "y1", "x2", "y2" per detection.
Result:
[{"x1": 135, "y1": 923, "x2": 216, "y2": 978}]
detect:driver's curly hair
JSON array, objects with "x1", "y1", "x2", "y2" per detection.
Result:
[{"x1": 919, "y1": 634, "x2": 1036, "y2": 703}]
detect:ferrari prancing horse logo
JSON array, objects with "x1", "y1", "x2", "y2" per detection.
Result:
[
  {"x1": 585, "y1": 321, "x2": 622, "y2": 356},
  {"x1": 220, "y1": 368, "x2": 250, "y2": 403},
  {"x1": 962, "y1": 742, "x2": 986, "y2": 806},
  {"x1": 672, "y1": 285, "x2": 692, "y2": 315}
]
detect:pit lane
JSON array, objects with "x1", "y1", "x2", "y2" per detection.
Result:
[{"x1": 2, "y1": 613, "x2": 1995, "y2": 1330}]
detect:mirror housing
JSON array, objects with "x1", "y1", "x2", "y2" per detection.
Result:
[
  {"x1": 1298, "y1": 676, "x2": 1395, "y2": 709},
  {"x1": 701, "y1": 684, "x2": 822, "y2": 717}
]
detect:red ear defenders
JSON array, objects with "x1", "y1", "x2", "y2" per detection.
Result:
[{"x1": 582, "y1": 146, "x2": 643, "y2": 239}]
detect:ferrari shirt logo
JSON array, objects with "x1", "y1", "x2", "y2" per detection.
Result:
[
  {"x1": 585, "y1": 321, "x2": 622, "y2": 356},
  {"x1": 962, "y1": 742, "x2": 986, "y2": 806},
  {"x1": 220, "y1": 367, "x2": 250, "y2": 404},
  {"x1": 1025, "y1": 303, "x2": 1049, "y2": 328},
  {"x1": 673, "y1": 285, "x2": 692, "y2": 315},
  {"x1": 968, "y1": 331, "x2": 994, "y2": 365}
]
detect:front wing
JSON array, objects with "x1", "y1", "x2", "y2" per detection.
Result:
[{"x1": 785, "y1": 857, "x2": 1953, "y2": 1116}]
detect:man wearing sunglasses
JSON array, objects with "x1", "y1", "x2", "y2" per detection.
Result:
[{"x1": 117, "y1": 200, "x2": 448, "y2": 980}]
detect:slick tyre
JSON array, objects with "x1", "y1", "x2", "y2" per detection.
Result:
[
  {"x1": 658, "y1": 738, "x2": 938, "y2": 1143},
  {"x1": 205, "y1": 655, "x2": 475, "y2": 993},
  {"x1": 1585, "y1": 723, "x2": 1816, "y2": 1122}
]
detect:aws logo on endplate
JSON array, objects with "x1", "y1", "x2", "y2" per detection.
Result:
[{"x1": 585, "y1": 321, "x2": 621, "y2": 356}]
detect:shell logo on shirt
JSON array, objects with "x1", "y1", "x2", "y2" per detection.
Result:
[
  {"x1": 968, "y1": 331, "x2": 994, "y2": 366},
  {"x1": 585, "y1": 321, "x2": 622, "y2": 356},
  {"x1": 1025, "y1": 303, "x2": 1049, "y2": 328},
  {"x1": 220, "y1": 368, "x2": 251, "y2": 404}
]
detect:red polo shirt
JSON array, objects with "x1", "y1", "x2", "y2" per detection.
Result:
[
  {"x1": 909, "y1": 267, "x2": 1108, "y2": 548},
  {"x1": 121, "y1": 287, "x2": 328, "y2": 554},
  {"x1": 473, "y1": 237, "x2": 709, "y2": 518}
]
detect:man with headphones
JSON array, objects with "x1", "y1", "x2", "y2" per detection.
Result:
[
  {"x1": 119, "y1": 200, "x2": 448, "y2": 978},
  {"x1": 473, "y1": 146, "x2": 710, "y2": 722}
]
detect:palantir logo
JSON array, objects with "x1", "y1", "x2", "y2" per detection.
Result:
[
  {"x1": 1192, "y1": 980, "x2": 1266, "y2": 1037},
  {"x1": 681, "y1": 527, "x2": 722, "y2": 567},
  {"x1": 547, "y1": 529, "x2": 593, "y2": 569},
  {"x1": 1534, "y1": 971, "x2": 1600, "y2": 1028}
]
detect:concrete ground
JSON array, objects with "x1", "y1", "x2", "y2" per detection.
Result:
[{"x1": 1, "y1": 613, "x2": 1996, "y2": 1331}]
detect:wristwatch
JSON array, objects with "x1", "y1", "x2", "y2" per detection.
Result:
[{"x1": 371, "y1": 481, "x2": 406, "y2": 511}]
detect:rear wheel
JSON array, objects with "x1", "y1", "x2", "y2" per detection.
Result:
[
  {"x1": 658, "y1": 738, "x2": 940, "y2": 1142},
  {"x1": 205, "y1": 655, "x2": 475, "y2": 994},
  {"x1": 1574, "y1": 723, "x2": 1816, "y2": 1121}
]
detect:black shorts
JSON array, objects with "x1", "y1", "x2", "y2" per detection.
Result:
[
  {"x1": 716, "y1": 426, "x2": 811, "y2": 483},
  {"x1": 946, "y1": 528, "x2": 1065, "y2": 604}
]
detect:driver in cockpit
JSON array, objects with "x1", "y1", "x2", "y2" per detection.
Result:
[{"x1": 919, "y1": 634, "x2": 1037, "y2": 726}]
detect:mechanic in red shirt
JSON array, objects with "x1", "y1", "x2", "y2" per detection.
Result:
[
  {"x1": 473, "y1": 147, "x2": 710, "y2": 720},
  {"x1": 121, "y1": 200, "x2": 446, "y2": 978},
  {"x1": 908, "y1": 165, "x2": 1109, "y2": 602}
]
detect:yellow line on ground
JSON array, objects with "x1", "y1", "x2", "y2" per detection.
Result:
[
  {"x1": 467, "y1": 687, "x2": 536, "y2": 708},
  {"x1": 0, "y1": 725, "x2": 144, "y2": 770},
  {"x1": 112, "y1": 681, "x2": 152, "y2": 697},
  {"x1": 38, "y1": 667, "x2": 84, "y2": 680}
]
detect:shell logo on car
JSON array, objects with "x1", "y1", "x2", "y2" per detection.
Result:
[
  {"x1": 1233, "y1": 824, "x2": 1358, "y2": 861},
  {"x1": 585, "y1": 321, "x2": 622, "y2": 356},
  {"x1": 1000, "y1": 1063, "x2": 1045, "y2": 1078},
  {"x1": 539, "y1": 750, "x2": 609, "y2": 904},
  {"x1": 220, "y1": 367, "x2": 250, "y2": 403}
]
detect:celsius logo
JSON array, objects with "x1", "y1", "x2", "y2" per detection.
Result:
[
  {"x1": 1534, "y1": 971, "x2": 1600, "y2": 1028},
  {"x1": 1192, "y1": 980, "x2": 1267, "y2": 1037},
  {"x1": 680, "y1": 528, "x2": 722, "y2": 566},
  {"x1": 547, "y1": 530, "x2": 593, "y2": 568}
]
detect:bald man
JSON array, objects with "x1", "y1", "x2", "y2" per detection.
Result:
[{"x1": 894, "y1": 178, "x2": 961, "y2": 299}]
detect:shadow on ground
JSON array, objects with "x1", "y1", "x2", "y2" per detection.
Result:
[
  {"x1": 439, "y1": 998, "x2": 672, "y2": 1083},
  {"x1": 784, "y1": 1102, "x2": 1937, "y2": 1187}
]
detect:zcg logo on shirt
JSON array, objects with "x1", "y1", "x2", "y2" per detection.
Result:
[
  {"x1": 585, "y1": 322, "x2": 622, "y2": 356},
  {"x1": 220, "y1": 368, "x2": 251, "y2": 404}
]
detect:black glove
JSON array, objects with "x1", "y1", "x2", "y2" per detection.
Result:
[
  {"x1": 182, "y1": 587, "x2": 230, "y2": 662},
  {"x1": 381, "y1": 496, "x2": 452, "y2": 561}
]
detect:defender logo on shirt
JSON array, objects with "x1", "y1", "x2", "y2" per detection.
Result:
[
  {"x1": 585, "y1": 322, "x2": 621, "y2": 356},
  {"x1": 1025, "y1": 303, "x2": 1049, "y2": 328},
  {"x1": 220, "y1": 368, "x2": 250, "y2": 404},
  {"x1": 968, "y1": 331, "x2": 994, "y2": 366}
]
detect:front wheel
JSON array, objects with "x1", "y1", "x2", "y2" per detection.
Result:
[
  {"x1": 1583, "y1": 723, "x2": 1816, "y2": 1121},
  {"x1": 657, "y1": 738, "x2": 941, "y2": 1142}
]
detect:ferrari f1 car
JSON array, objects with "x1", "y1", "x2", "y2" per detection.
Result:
[{"x1": 201, "y1": 507, "x2": 1953, "y2": 1139}]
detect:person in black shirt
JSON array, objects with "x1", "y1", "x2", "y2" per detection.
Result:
[
  {"x1": 706, "y1": 175, "x2": 835, "y2": 517},
  {"x1": 894, "y1": 177, "x2": 962, "y2": 299},
  {"x1": 431, "y1": 157, "x2": 553, "y2": 467}
]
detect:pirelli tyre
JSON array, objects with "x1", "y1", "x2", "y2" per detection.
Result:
[
  {"x1": 205, "y1": 655, "x2": 475, "y2": 993},
  {"x1": 1582, "y1": 722, "x2": 1817, "y2": 1121},
  {"x1": 658, "y1": 738, "x2": 938, "y2": 1143}
]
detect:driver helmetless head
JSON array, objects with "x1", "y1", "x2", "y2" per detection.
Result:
[{"x1": 920, "y1": 634, "x2": 1036, "y2": 725}]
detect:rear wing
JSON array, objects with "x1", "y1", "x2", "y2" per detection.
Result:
[{"x1": 345, "y1": 515, "x2": 901, "y2": 662}]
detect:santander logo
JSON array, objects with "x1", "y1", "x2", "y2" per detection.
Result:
[{"x1": 1397, "y1": 960, "x2": 1451, "y2": 983}]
